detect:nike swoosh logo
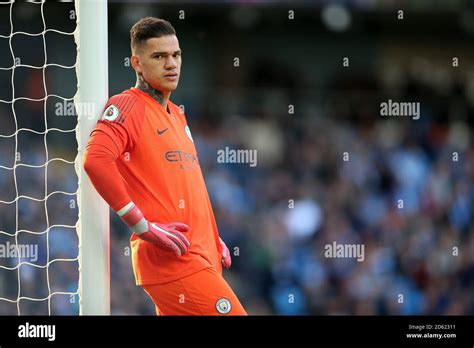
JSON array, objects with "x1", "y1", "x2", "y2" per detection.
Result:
[{"x1": 157, "y1": 128, "x2": 168, "y2": 135}]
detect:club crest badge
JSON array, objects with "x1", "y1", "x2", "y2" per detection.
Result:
[{"x1": 216, "y1": 298, "x2": 231, "y2": 314}]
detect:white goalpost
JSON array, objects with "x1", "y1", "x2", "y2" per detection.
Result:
[
  {"x1": 74, "y1": 0, "x2": 110, "y2": 315},
  {"x1": 0, "y1": 0, "x2": 110, "y2": 315}
]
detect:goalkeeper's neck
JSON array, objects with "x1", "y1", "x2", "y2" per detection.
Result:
[{"x1": 135, "y1": 73, "x2": 171, "y2": 110}]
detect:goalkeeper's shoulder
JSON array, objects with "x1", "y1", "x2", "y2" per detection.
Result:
[{"x1": 101, "y1": 89, "x2": 145, "y2": 124}]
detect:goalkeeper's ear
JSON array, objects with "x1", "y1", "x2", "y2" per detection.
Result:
[{"x1": 131, "y1": 55, "x2": 142, "y2": 74}]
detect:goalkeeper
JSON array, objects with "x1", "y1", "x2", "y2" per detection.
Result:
[{"x1": 83, "y1": 17, "x2": 246, "y2": 315}]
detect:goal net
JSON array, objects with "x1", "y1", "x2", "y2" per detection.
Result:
[{"x1": 0, "y1": 0, "x2": 109, "y2": 315}]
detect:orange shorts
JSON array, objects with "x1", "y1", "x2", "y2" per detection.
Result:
[{"x1": 142, "y1": 267, "x2": 247, "y2": 315}]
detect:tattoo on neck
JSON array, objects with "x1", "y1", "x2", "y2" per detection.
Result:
[{"x1": 136, "y1": 74, "x2": 165, "y2": 106}]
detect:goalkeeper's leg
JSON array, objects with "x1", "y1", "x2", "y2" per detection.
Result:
[{"x1": 142, "y1": 267, "x2": 247, "y2": 315}]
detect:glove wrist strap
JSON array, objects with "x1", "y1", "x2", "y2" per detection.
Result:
[{"x1": 117, "y1": 202, "x2": 148, "y2": 234}]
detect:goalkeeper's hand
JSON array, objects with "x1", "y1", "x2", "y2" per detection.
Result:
[
  {"x1": 219, "y1": 237, "x2": 231, "y2": 269},
  {"x1": 117, "y1": 203, "x2": 190, "y2": 256}
]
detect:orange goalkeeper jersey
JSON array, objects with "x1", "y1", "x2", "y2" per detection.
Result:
[{"x1": 84, "y1": 88, "x2": 222, "y2": 285}]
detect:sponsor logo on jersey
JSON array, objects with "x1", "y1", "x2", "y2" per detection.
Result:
[{"x1": 165, "y1": 150, "x2": 199, "y2": 170}]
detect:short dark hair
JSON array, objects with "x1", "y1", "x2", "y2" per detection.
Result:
[{"x1": 130, "y1": 17, "x2": 176, "y2": 51}]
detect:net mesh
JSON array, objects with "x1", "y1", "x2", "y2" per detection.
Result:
[{"x1": 0, "y1": 0, "x2": 79, "y2": 315}]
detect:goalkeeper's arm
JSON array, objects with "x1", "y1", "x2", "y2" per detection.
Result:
[{"x1": 83, "y1": 128, "x2": 190, "y2": 256}]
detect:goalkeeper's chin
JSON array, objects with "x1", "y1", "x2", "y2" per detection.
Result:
[{"x1": 156, "y1": 75, "x2": 179, "y2": 92}]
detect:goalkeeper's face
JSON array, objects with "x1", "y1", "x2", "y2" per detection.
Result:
[{"x1": 132, "y1": 35, "x2": 182, "y2": 94}]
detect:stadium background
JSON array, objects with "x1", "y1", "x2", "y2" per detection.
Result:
[{"x1": 0, "y1": 0, "x2": 473, "y2": 315}]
